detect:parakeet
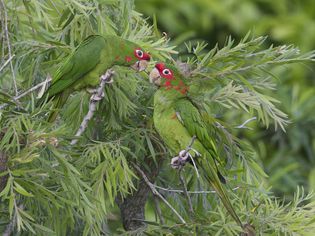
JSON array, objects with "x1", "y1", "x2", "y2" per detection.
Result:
[
  {"x1": 40, "y1": 35, "x2": 150, "y2": 122},
  {"x1": 149, "y1": 62, "x2": 243, "y2": 227}
]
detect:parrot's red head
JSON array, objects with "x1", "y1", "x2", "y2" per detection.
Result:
[
  {"x1": 154, "y1": 63, "x2": 174, "y2": 80},
  {"x1": 128, "y1": 47, "x2": 150, "y2": 72},
  {"x1": 134, "y1": 48, "x2": 151, "y2": 61},
  {"x1": 150, "y1": 63, "x2": 175, "y2": 83},
  {"x1": 149, "y1": 63, "x2": 189, "y2": 95},
  {"x1": 113, "y1": 38, "x2": 151, "y2": 71},
  {"x1": 114, "y1": 37, "x2": 151, "y2": 71},
  {"x1": 129, "y1": 48, "x2": 150, "y2": 71}
]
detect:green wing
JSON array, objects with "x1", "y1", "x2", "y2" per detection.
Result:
[
  {"x1": 174, "y1": 98, "x2": 227, "y2": 179},
  {"x1": 45, "y1": 35, "x2": 105, "y2": 97},
  {"x1": 174, "y1": 98, "x2": 216, "y2": 153},
  {"x1": 174, "y1": 97, "x2": 242, "y2": 227},
  {"x1": 174, "y1": 98, "x2": 232, "y2": 163}
]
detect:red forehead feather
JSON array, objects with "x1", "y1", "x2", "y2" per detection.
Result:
[
  {"x1": 155, "y1": 62, "x2": 174, "y2": 80},
  {"x1": 155, "y1": 63, "x2": 165, "y2": 72},
  {"x1": 142, "y1": 52, "x2": 150, "y2": 60}
]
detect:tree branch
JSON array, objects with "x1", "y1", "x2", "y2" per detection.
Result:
[
  {"x1": 71, "y1": 69, "x2": 114, "y2": 145},
  {"x1": 3, "y1": 211, "x2": 16, "y2": 236},
  {"x1": 115, "y1": 178, "x2": 152, "y2": 231},
  {"x1": 0, "y1": 54, "x2": 15, "y2": 73},
  {"x1": 184, "y1": 135, "x2": 197, "y2": 156},
  {"x1": 3, "y1": 204, "x2": 24, "y2": 236},
  {"x1": 0, "y1": 75, "x2": 52, "y2": 110},
  {"x1": 116, "y1": 157, "x2": 163, "y2": 231},
  {"x1": 178, "y1": 168, "x2": 194, "y2": 217},
  {"x1": 0, "y1": 0, "x2": 18, "y2": 96},
  {"x1": 0, "y1": 151, "x2": 8, "y2": 192},
  {"x1": 132, "y1": 164, "x2": 186, "y2": 224},
  {"x1": 153, "y1": 196, "x2": 165, "y2": 224},
  {"x1": 153, "y1": 184, "x2": 240, "y2": 194}
]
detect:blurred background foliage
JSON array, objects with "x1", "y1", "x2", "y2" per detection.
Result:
[{"x1": 136, "y1": 0, "x2": 315, "y2": 198}]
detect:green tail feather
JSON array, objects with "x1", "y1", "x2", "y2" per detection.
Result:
[
  {"x1": 47, "y1": 91, "x2": 70, "y2": 122},
  {"x1": 37, "y1": 91, "x2": 70, "y2": 122},
  {"x1": 199, "y1": 157, "x2": 243, "y2": 228}
]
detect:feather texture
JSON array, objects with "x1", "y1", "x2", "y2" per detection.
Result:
[
  {"x1": 39, "y1": 35, "x2": 150, "y2": 121},
  {"x1": 152, "y1": 64, "x2": 243, "y2": 227}
]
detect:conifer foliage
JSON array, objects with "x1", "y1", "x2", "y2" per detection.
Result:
[{"x1": 0, "y1": 0, "x2": 315, "y2": 235}]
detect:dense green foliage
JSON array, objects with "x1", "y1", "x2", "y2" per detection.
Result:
[
  {"x1": 137, "y1": 0, "x2": 315, "y2": 198},
  {"x1": 0, "y1": 0, "x2": 314, "y2": 235}
]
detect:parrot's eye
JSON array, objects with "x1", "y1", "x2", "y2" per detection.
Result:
[
  {"x1": 162, "y1": 69, "x2": 171, "y2": 75},
  {"x1": 135, "y1": 49, "x2": 144, "y2": 58}
]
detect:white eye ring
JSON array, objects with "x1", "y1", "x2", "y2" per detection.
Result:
[
  {"x1": 136, "y1": 49, "x2": 143, "y2": 58},
  {"x1": 162, "y1": 69, "x2": 171, "y2": 75}
]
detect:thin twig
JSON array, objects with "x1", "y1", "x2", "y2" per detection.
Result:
[
  {"x1": 3, "y1": 212, "x2": 16, "y2": 236},
  {"x1": 183, "y1": 135, "x2": 197, "y2": 156},
  {"x1": 187, "y1": 149, "x2": 200, "y2": 178},
  {"x1": 132, "y1": 164, "x2": 186, "y2": 224},
  {"x1": 1, "y1": 0, "x2": 18, "y2": 96},
  {"x1": 3, "y1": 204, "x2": 24, "y2": 236},
  {"x1": 0, "y1": 54, "x2": 15, "y2": 73},
  {"x1": 0, "y1": 7, "x2": 5, "y2": 64},
  {"x1": 153, "y1": 184, "x2": 240, "y2": 194},
  {"x1": 0, "y1": 76, "x2": 52, "y2": 110},
  {"x1": 153, "y1": 196, "x2": 165, "y2": 224},
  {"x1": 16, "y1": 76, "x2": 52, "y2": 101},
  {"x1": 178, "y1": 168, "x2": 194, "y2": 216},
  {"x1": 3, "y1": 171, "x2": 24, "y2": 236},
  {"x1": 235, "y1": 117, "x2": 257, "y2": 129},
  {"x1": 186, "y1": 136, "x2": 200, "y2": 178},
  {"x1": 71, "y1": 69, "x2": 114, "y2": 145}
]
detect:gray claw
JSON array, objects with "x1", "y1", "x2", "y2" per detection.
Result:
[
  {"x1": 171, "y1": 156, "x2": 181, "y2": 169},
  {"x1": 171, "y1": 150, "x2": 192, "y2": 169},
  {"x1": 91, "y1": 94, "x2": 103, "y2": 101},
  {"x1": 105, "y1": 78, "x2": 114, "y2": 84}
]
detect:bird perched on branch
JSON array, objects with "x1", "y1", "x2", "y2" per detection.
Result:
[
  {"x1": 149, "y1": 62, "x2": 243, "y2": 227},
  {"x1": 39, "y1": 35, "x2": 150, "y2": 122}
]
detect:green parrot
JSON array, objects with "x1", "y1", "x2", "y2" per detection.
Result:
[
  {"x1": 149, "y1": 62, "x2": 243, "y2": 227},
  {"x1": 40, "y1": 35, "x2": 151, "y2": 122}
]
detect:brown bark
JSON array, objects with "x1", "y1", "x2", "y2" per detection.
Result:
[
  {"x1": 116, "y1": 159, "x2": 162, "y2": 231},
  {"x1": 0, "y1": 151, "x2": 8, "y2": 192},
  {"x1": 240, "y1": 223, "x2": 256, "y2": 236},
  {"x1": 116, "y1": 178, "x2": 151, "y2": 231}
]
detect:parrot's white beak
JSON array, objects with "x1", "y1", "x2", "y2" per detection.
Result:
[
  {"x1": 131, "y1": 60, "x2": 149, "y2": 72},
  {"x1": 149, "y1": 67, "x2": 161, "y2": 86}
]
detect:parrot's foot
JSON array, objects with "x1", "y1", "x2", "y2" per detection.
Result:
[
  {"x1": 171, "y1": 150, "x2": 192, "y2": 169},
  {"x1": 91, "y1": 94, "x2": 102, "y2": 101},
  {"x1": 100, "y1": 73, "x2": 114, "y2": 84},
  {"x1": 87, "y1": 88, "x2": 104, "y2": 100},
  {"x1": 91, "y1": 92, "x2": 105, "y2": 101}
]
